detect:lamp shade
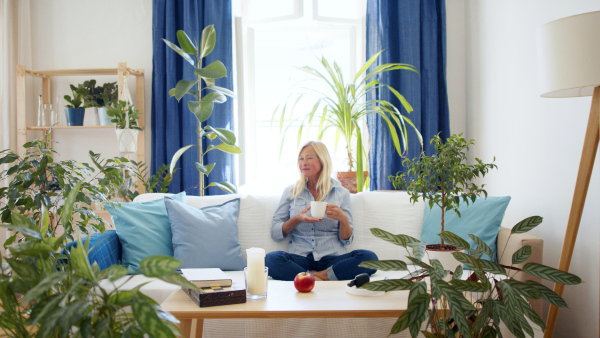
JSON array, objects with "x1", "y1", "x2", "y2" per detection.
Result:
[{"x1": 537, "y1": 11, "x2": 600, "y2": 98}]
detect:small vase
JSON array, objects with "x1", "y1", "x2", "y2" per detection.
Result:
[
  {"x1": 98, "y1": 107, "x2": 114, "y2": 126},
  {"x1": 64, "y1": 108, "x2": 85, "y2": 126}
]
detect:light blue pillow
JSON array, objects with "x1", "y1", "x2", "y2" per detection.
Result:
[
  {"x1": 165, "y1": 197, "x2": 246, "y2": 270},
  {"x1": 105, "y1": 192, "x2": 186, "y2": 272},
  {"x1": 421, "y1": 196, "x2": 511, "y2": 262}
]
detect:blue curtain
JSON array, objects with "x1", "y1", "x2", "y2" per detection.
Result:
[
  {"x1": 152, "y1": 0, "x2": 234, "y2": 195},
  {"x1": 366, "y1": 0, "x2": 450, "y2": 190}
]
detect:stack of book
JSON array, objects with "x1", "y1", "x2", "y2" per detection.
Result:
[{"x1": 181, "y1": 268, "x2": 246, "y2": 307}]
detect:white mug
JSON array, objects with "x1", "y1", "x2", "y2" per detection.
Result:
[{"x1": 310, "y1": 201, "x2": 327, "y2": 218}]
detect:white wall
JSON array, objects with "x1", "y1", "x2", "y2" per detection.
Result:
[
  {"x1": 29, "y1": 0, "x2": 153, "y2": 164},
  {"x1": 463, "y1": 1, "x2": 599, "y2": 336}
]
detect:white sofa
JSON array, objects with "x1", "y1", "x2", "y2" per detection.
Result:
[{"x1": 99, "y1": 191, "x2": 543, "y2": 337}]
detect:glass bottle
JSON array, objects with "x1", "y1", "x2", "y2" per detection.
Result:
[
  {"x1": 55, "y1": 95, "x2": 62, "y2": 126},
  {"x1": 37, "y1": 95, "x2": 44, "y2": 126}
]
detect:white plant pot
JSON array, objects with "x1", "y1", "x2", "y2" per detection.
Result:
[
  {"x1": 85, "y1": 107, "x2": 100, "y2": 126},
  {"x1": 426, "y1": 247, "x2": 464, "y2": 281},
  {"x1": 115, "y1": 129, "x2": 139, "y2": 153},
  {"x1": 98, "y1": 107, "x2": 115, "y2": 126}
]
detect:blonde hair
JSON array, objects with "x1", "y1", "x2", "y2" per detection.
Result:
[{"x1": 290, "y1": 140, "x2": 333, "y2": 201}]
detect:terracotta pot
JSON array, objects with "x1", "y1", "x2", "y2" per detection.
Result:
[{"x1": 336, "y1": 171, "x2": 368, "y2": 194}]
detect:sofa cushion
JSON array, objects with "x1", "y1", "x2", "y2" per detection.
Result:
[
  {"x1": 347, "y1": 191, "x2": 425, "y2": 262},
  {"x1": 165, "y1": 197, "x2": 247, "y2": 270},
  {"x1": 421, "y1": 196, "x2": 511, "y2": 262},
  {"x1": 105, "y1": 191, "x2": 186, "y2": 272},
  {"x1": 64, "y1": 230, "x2": 121, "y2": 270}
]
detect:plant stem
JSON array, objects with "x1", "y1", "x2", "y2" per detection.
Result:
[{"x1": 197, "y1": 70, "x2": 205, "y2": 196}]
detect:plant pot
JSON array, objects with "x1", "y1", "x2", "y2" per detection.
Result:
[
  {"x1": 98, "y1": 107, "x2": 114, "y2": 126},
  {"x1": 426, "y1": 244, "x2": 463, "y2": 281},
  {"x1": 115, "y1": 129, "x2": 139, "y2": 153},
  {"x1": 64, "y1": 108, "x2": 85, "y2": 126},
  {"x1": 336, "y1": 171, "x2": 368, "y2": 194}
]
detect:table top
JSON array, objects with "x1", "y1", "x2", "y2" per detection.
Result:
[{"x1": 161, "y1": 277, "x2": 410, "y2": 320}]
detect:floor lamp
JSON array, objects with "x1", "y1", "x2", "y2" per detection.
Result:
[{"x1": 536, "y1": 11, "x2": 600, "y2": 337}]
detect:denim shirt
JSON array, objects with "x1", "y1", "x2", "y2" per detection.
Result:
[{"x1": 271, "y1": 178, "x2": 353, "y2": 261}]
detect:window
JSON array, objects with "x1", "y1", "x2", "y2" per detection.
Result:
[{"x1": 234, "y1": 0, "x2": 366, "y2": 194}]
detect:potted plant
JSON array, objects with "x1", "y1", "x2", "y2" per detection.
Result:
[
  {"x1": 63, "y1": 84, "x2": 88, "y2": 126},
  {"x1": 388, "y1": 133, "x2": 497, "y2": 269},
  {"x1": 107, "y1": 100, "x2": 142, "y2": 153},
  {"x1": 163, "y1": 25, "x2": 241, "y2": 195},
  {"x1": 0, "y1": 139, "x2": 197, "y2": 336},
  {"x1": 359, "y1": 216, "x2": 582, "y2": 337},
  {"x1": 272, "y1": 51, "x2": 422, "y2": 193},
  {"x1": 98, "y1": 81, "x2": 118, "y2": 125}
]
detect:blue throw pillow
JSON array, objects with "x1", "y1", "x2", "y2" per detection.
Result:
[
  {"x1": 64, "y1": 230, "x2": 122, "y2": 270},
  {"x1": 421, "y1": 196, "x2": 511, "y2": 262},
  {"x1": 165, "y1": 197, "x2": 247, "y2": 270},
  {"x1": 105, "y1": 192, "x2": 186, "y2": 272}
]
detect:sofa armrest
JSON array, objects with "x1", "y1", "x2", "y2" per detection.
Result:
[
  {"x1": 497, "y1": 227, "x2": 544, "y2": 317},
  {"x1": 65, "y1": 230, "x2": 122, "y2": 270}
]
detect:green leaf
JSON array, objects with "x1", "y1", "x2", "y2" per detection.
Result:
[
  {"x1": 205, "y1": 126, "x2": 235, "y2": 145},
  {"x1": 107, "y1": 290, "x2": 136, "y2": 306},
  {"x1": 361, "y1": 279, "x2": 413, "y2": 292},
  {"x1": 205, "y1": 143, "x2": 242, "y2": 155},
  {"x1": 2, "y1": 224, "x2": 41, "y2": 240},
  {"x1": 98, "y1": 264, "x2": 130, "y2": 281},
  {"x1": 369, "y1": 228, "x2": 418, "y2": 248},
  {"x1": 512, "y1": 245, "x2": 532, "y2": 265},
  {"x1": 524, "y1": 280, "x2": 568, "y2": 307},
  {"x1": 389, "y1": 294, "x2": 431, "y2": 336},
  {"x1": 196, "y1": 61, "x2": 227, "y2": 79},
  {"x1": 170, "y1": 145, "x2": 196, "y2": 174},
  {"x1": 503, "y1": 279, "x2": 542, "y2": 299},
  {"x1": 6, "y1": 258, "x2": 40, "y2": 284},
  {"x1": 199, "y1": 25, "x2": 216, "y2": 58},
  {"x1": 176, "y1": 30, "x2": 197, "y2": 54},
  {"x1": 439, "y1": 231, "x2": 470, "y2": 250},
  {"x1": 131, "y1": 295, "x2": 174, "y2": 337},
  {"x1": 171, "y1": 79, "x2": 198, "y2": 101},
  {"x1": 358, "y1": 260, "x2": 408, "y2": 271},
  {"x1": 205, "y1": 181, "x2": 236, "y2": 194},
  {"x1": 469, "y1": 234, "x2": 493, "y2": 260},
  {"x1": 40, "y1": 203, "x2": 50, "y2": 237},
  {"x1": 408, "y1": 241, "x2": 426, "y2": 261},
  {"x1": 138, "y1": 256, "x2": 181, "y2": 277},
  {"x1": 511, "y1": 216, "x2": 543, "y2": 234},
  {"x1": 453, "y1": 264, "x2": 464, "y2": 280},
  {"x1": 61, "y1": 181, "x2": 82, "y2": 230},
  {"x1": 22, "y1": 272, "x2": 68, "y2": 304},
  {"x1": 453, "y1": 251, "x2": 481, "y2": 270},
  {"x1": 195, "y1": 162, "x2": 215, "y2": 176},
  {"x1": 162, "y1": 39, "x2": 195, "y2": 66},
  {"x1": 450, "y1": 279, "x2": 489, "y2": 292},
  {"x1": 160, "y1": 272, "x2": 199, "y2": 291},
  {"x1": 478, "y1": 259, "x2": 507, "y2": 275},
  {"x1": 522, "y1": 263, "x2": 582, "y2": 285}
]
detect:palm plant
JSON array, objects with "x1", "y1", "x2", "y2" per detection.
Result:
[{"x1": 272, "y1": 51, "x2": 422, "y2": 191}]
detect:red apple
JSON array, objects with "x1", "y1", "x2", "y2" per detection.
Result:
[{"x1": 294, "y1": 272, "x2": 315, "y2": 292}]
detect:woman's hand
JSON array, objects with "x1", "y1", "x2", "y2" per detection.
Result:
[
  {"x1": 325, "y1": 204, "x2": 348, "y2": 223},
  {"x1": 295, "y1": 206, "x2": 324, "y2": 223}
]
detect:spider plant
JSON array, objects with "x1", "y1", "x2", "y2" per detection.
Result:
[{"x1": 273, "y1": 50, "x2": 422, "y2": 192}]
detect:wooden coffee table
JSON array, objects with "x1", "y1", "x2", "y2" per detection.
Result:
[{"x1": 161, "y1": 277, "x2": 409, "y2": 338}]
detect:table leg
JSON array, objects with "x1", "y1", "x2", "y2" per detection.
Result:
[
  {"x1": 195, "y1": 318, "x2": 204, "y2": 338},
  {"x1": 178, "y1": 319, "x2": 192, "y2": 337}
]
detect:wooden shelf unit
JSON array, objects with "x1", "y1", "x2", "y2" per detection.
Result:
[{"x1": 16, "y1": 62, "x2": 146, "y2": 192}]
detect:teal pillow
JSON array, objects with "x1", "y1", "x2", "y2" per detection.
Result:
[
  {"x1": 421, "y1": 196, "x2": 511, "y2": 262},
  {"x1": 105, "y1": 192, "x2": 186, "y2": 272},
  {"x1": 165, "y1": 197, "x2": 246, "y2": 270}
]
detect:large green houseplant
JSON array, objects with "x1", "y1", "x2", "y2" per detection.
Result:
[
  {"x1": 162, "y1": 25, "x2": 241, "y2": 195},
  {"x1": 359, "y1": 216, "x2": 582, "y2": 337},
  {"x1": 272, "y1": 51, "x2": 422, "y2": 192},
  {"x1": 0, "y1": 139, "x2": 192, "y2": 336},
  {"x1": 388, "y1": 134, "x2": 497, "y2": 249}
]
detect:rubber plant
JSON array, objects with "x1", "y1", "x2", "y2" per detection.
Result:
[
  {"x1": 272, "y1": 51, "x2": 422, "y2": 192},
  {"x1": 359, "y1": 216, "x2": 582, "y2": 337},
  {"x1": 163, "y1": 25, "x2": 241, "y2": 195}
]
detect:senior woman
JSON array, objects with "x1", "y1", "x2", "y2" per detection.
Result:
[{"x1": 265, "y1": 140, "x2": 378, "y2": 281}]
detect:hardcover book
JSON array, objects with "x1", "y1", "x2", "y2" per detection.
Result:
[
  {"x1": 181, "y1": 268, "x2": 232, "y2": 287},
  {"x1": 182, "y1": 285, "x2": 247, "y2": 307}
]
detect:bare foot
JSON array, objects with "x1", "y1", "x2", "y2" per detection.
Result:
[{"x1": 310, "y1": 270, "x2": 329, "y2": 281}]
